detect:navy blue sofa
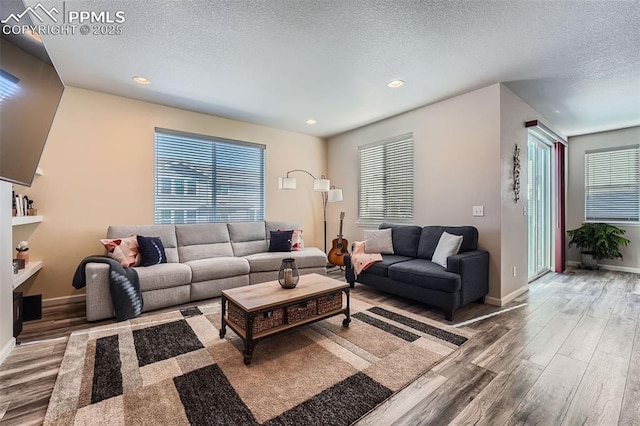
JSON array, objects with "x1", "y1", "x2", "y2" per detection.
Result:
[{"x1": 345, "y1": 223, "x2": 489, "y2": 321}]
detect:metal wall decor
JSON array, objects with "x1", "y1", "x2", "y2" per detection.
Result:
[{"x1": 513, "y1": 144, "x2": 521, "y2": 202}]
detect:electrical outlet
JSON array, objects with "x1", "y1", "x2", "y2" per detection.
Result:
[
  {"x1": 523, "y1": 206, "x2": 527, "y2": 216},
  {"x1": 513, "y1": 266, "x2": 517, "y2": 277},
  {"x1": 472, "y1": 206, "x2": 484, "y2": 217}
]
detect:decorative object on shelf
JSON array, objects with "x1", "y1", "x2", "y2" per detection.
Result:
[
  {"x1": 567, "y1": 223, "x2": 631, "y2": 269},
  {"x1": 13, "y1": 260, "x2": 19, "y2": 274},
  {"x1": 277, "y1": 169, "x2": 343, "y2": 253},
  {"x1": 513, "y1": 144, "x2": 521, "y2": 202},
  {"x1": 16, "y1": 240, "x2": 29, "y2": 264},
  {"x1": 278, "y1": 258, "x2": 299, "y2": 289}
]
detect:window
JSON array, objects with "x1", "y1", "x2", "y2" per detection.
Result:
[
  {"x1": 358, "y1": 133, "x2": 413, "y2": 224},
  {"x1": 155, "y1": 129, "x2": 265, "y2": 224},
  {"x1": 585, "y1": 144, "x2": 639, "y2": 222}
]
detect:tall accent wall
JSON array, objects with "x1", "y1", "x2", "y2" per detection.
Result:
[
  {"x1": 327, "y1": 84, "x2": 503, "y2": 300},
  {"x1": 567, "y1": 126, "x2": 640, "y2": 272},
  {"x1": 14, "y1": 87, "x2": 327, "y2": 301}
]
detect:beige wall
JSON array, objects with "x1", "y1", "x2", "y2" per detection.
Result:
[
  {"x1": 327, "y1": 84, "x2": 504, "y2": 299},
  {"x1": 498, "y1": 85, "x2": 564, "y2": 299},
  {"x1": 14, "y1": 87, "x2": 327, "y2": 300},
  {"x1": 567, "y1": 126, "x2": 640, "y2": 271}
]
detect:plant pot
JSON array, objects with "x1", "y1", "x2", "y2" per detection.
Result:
[
  {"x1": 580, "y1": 252, "x2": 599, "y2": 270},
  {"x1": 16, "y1": 251, "x2": 29, "y2": 265}
]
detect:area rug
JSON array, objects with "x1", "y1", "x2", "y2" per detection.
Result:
[{"x1": 43, "y1": 296, "x2": 473, "y2": 425}]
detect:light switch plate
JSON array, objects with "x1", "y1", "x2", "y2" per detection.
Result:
[{"x1": 472, "y1": 206, "x2": 484, "y2": 217}]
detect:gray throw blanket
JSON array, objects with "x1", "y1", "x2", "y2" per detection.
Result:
[{"x1": 73, "y1": 256, "x2": 143, "y2": 321}]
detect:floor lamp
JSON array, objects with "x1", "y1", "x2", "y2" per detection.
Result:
[{"x1": 278, "y1": 169, "x2": 343, "y2": 253}]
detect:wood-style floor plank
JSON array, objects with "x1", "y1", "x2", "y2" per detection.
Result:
[
  {"x1": 562, "y1": 350, "x2": 628, "y2": 425},
  {"x1": 620, "y1": 317, "x2": 640, "y2": 426}
]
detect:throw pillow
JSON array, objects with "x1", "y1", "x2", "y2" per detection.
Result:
[
  {"x1": 100, "y1": 236, "x2": 141, "y2": 267},
  {"x1": 269, "y1": 230, "x2": 294, "y2": 252},
  {"x1": 137, "y1": 235, "x2": 168, "y2": 266},
  {"x1": 432, "y1": 231, "x2": 464, "y2": 268},
  {"x1": 291, "y1": 229, "x2": 304, "y2": 251},
  {"x1": 364, "y1": 228, "x2": 394, "y2": 254}
]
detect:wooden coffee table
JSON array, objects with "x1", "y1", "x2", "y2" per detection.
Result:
[{"x1": 219, "y1": 273, "x2": 350, "y2": 364}]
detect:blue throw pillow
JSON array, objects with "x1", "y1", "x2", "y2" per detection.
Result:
[
  {"x1": 269, "y1": 230, "x2": 293, "y2": 252},
  {"x1": 137, "y1": 235, "x2": 168, "y2": 266}
]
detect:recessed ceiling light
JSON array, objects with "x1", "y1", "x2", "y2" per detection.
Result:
[
  {"x1": 132, "y1": 76, "x2": 151, "y2": 85},
  {"x1": 388, "y1": 79, "x2": 404, "y2": 88},
  {"x1": 305, "y1": 119, "x2": 317, "y2": 125}
]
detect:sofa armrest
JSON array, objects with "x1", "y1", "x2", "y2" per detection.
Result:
[
  {"x1": 447, "y1": 250, "x2": 489, "y2": 304},
  {"x1": 85, "y1": 263, "x2": 115, "y2": 321},
  {"x1": 344, "y1": 254, "x2": 356, "y2": 286}
]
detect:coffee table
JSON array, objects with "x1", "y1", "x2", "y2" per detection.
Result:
[{"x1": 219, "y1": 273, "x2": 350, "y2": 364}]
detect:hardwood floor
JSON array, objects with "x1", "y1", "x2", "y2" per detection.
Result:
[{"x1": 1, "y1": 268, "x2": 638, "y2": 425}]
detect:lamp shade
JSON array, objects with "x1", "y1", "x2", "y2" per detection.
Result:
[
  {"x1": 278, "y1": 177, "x2": 297, "y2": 190},
  {"x1": 313, "y1": 178, "x2": 330, "y2": 192},
  {"x1": 327, "y1": 188, "x2": 343, "y2": 203}
]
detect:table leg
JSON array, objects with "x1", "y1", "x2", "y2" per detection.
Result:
[
  {"x1": 219, "y1": 296, "x2": 227, "y2": 338},
  {"x1": 244, "y1": 312, "x2": 256, "y2": 365},
  {"x1": 342, "y1": 288, "x2": 351, "y2": 327}
]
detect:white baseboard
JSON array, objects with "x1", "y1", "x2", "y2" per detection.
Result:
[
  {"x1": 567, "y1": 261, "x2": 640, "y2": 274},
  {"x1": 42, "y1": 294, "x2": 86, "y2": 307},
  {"x1": 485, "y1": 285, "x2": 529, "y2": 307},
  {"x1": 0, "y1": 337, "x2": 16, "y2": 366}
]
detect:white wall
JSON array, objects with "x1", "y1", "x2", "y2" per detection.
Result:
[
  {"x1": 499, "y1": 85, "x2": 564, "y2": 300},
  {"x1": 328, "y1": 84, "x2": 503, "y2": 299},
  {"x1": 567, "y1": 126, "x2": 640, "y2": 271},
  {"x1": 0, "y1": 181, "x2": 16, "y2": 365}
]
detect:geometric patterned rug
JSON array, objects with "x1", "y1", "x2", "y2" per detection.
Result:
[{"x1": 43, "y1": 295, "x2": 473, "y2": 425}]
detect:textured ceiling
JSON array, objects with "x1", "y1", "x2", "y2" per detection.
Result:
[{"x1": 15, "y1": 0, "x2": 640, "y2": 137}]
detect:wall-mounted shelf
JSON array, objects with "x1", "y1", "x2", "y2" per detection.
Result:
[
  {"x1": 11, "y1": 215, "x2": 43, "y2": 226},
  {"x1": 12, "y1": 260, "x2": 43, "y2": 290}
]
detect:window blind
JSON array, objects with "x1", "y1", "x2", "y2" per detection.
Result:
[
  {"x1": 585, "y1": 144, "x2": 639, "y2": 222},
  {"x1": 358, "y1": 133, "x2": 413, "y2": 224},
  {"x1": 155, "y1": 129, "x2": 265, "y2": 224}
]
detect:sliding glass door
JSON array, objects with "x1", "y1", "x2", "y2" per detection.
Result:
[{"x1": 528, "y1": 133, "x2": 552, "y2": 279}]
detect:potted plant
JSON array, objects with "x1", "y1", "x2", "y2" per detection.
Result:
[{"x1": 567, "y1": 223, "x2": 630, "y2": 269}]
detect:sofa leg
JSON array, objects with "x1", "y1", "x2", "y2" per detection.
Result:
[
  {"x1": 444, "y1": 309, "x2": 454, "y2": 321},
  {"x1": 349, "y1": 282, "x2": 355, "y2": 289},
  {"x1": 476, "y1": 296, "x2": 485, "y2": 304}
]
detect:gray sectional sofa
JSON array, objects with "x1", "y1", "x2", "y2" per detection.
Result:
[
  {"x1": 85, "y1": 221, "x2": 327, "y2": 321},
  {"x1": 345, "y1": 223, "x2": 489, "y2": 321}
]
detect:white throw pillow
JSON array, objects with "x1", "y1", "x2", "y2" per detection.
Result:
[
  {"x1": 432, "y1": 232, "x2": 464, "y2": 268},
  {"x1": 364, "y1": 228, "x2": 394, "y2": 254}
]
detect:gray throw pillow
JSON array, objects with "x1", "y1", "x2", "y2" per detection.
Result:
[
  {"x1": 432, "y1": 232, "x2": 463, "y2": 268},
  {"x1": 364, "y1": 228, "x2": 394, "y2": 254}
]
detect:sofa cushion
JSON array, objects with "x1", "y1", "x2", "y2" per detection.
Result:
[
  {"x1": 388, "y1": 259, "x2": 461, "y2": 293},
  {"x1": 362, "y1": 254, "x2": 413, "y2": 278},
  {"x1": 228, "y1": 222, "x2": 268, "y2": 256},
  {"x1": 417, "y1": 226, "x2": 479, "y2": 260},
  {"x1": 108, "y1": 225, "x2": 179, "y2": 263},
  {"x1": 266, "y1": 221, "x2": 302, "y2": 238},
  {"x1": 176, "y1": 223, "x2": 234, "y2": 262},
  {"x1": 379, "y1": 223, "x2": 422, "y2": 258},
  {"x1": 185, "y1": 257, "x2": 250, "y2": 282},
  {"x1": 244, "y1": 248, "x2": 327, "y2": 273},
  {"x1": 133, "y1": 263, "x2": 192, "y2": 292}
]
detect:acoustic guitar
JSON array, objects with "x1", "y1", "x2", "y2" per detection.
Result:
[{"x1": 328, "y1": 212, "x2": 349, "y2": 266}]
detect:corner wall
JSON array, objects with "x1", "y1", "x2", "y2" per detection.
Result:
[
  {"x1": 567, "y1": 126, "x2": 640, "y2": 272},
  {"x1": 327, "y1": 84, "x2": 503, "y2": 300},
  {"x1": 0, "y1": 182, "x2": 15, "y2": 365},
  {"x1": 15, "y1": 87, "x2": 327, "y2": 300}
]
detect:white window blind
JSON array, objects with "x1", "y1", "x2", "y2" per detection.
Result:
[
  {"x1": 358, "y1": 133, "x2": 413, "y2": 224},
  {"x1": 585, "y1": 144, "x2": 639, "y2": 222},
  {"x1": 155, "y1": 129, "x2": 265, "y2": 224}
]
